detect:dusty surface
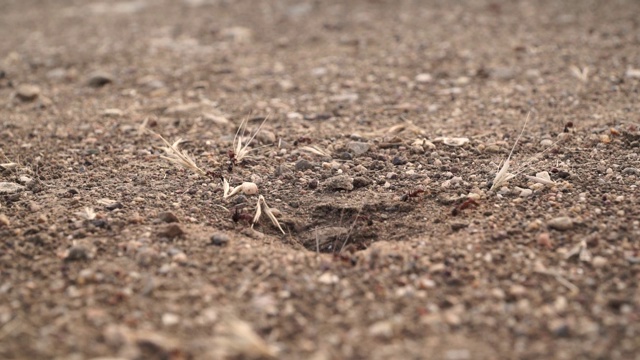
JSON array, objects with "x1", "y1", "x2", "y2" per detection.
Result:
[{"x1": 1, "y1": 0, "x2": 640, "y2": 359}]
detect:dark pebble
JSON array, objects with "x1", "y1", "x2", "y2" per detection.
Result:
[
  {"x1": 64, "y1": 246, "x2": 90, "y2": 262},
  {"x1": 210, "y1": 233, "x2": 230, "y2": 246},
  {"x1": 157, "y1": 211, "x2": 179, "y2": 223},
  {"x1": 233, "y1": 195, "x2": 248, "y2": 205},
  {"x1": 105, "y1": 202, "x2": 123, "y2": 211},
  {"x1": 353, "y1": 177, "x2": 372, "y2": 188},
  {"x1": 158, "y1": 224, "x2": 184, "y2": 239},
  {"x1": 338, "y1": 152, "x2": 353, "y2": 160},
  {"x1": 308, "y1": 179, "x2": 319, "y2": 189},
  {"x1": 87, "y1": 72, "x2": 113, "y2": 88},
  {"x1": 451, "y1": 222, "x2": 469, "y2": 231},
  {"x1": 392, "y1": 156, "x2": 407, "y2": 166},
  {"x1": 295, "y1": 159, "x2": 314, "y2": 171},
  {"x1": 90, "y1": 219, "x2": 109, "y2": 229}
]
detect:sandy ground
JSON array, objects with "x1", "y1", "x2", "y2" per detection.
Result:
[{"x1": 1, "y1": 0, "x2": 640, "y2": 359}]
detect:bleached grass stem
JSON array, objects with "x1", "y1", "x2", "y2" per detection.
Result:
[
  {"x1": 490, "y1": 112, "x2": 530, "y2": 191},
  {"x1": 157, "y1": 134, "x2": 206, "y2": 177},
  {"x1": 233, "y1": 115, "x2": 270, "y2": 162}
]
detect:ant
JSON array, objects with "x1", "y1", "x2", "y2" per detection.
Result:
[
  {"x1": 206, "y1": 170, "x2": 223, "y2": 181},
  {"x1": 451, "y1": 198, "x2": 478, "y2": 216},
  {"x1": 231, "y1": 207, "x2": 253, "y2": 224},
  {"x1": 563, "y1": 121, "x2": 574, "y2": 133},
  {"x1": 226, "y1": 149, "x2": 237, "y2": 172},
  {"x1": 293, "y1": 136, "x2": 312, "y2": 146},
  {"x1": 401, "y1": 189, "x2": 425, "y2": 202}
]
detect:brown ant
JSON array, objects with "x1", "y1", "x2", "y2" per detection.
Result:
[
  {"x1": 293, "y1": 136, "x2": 312, "y2": 146},
  {"x1": 232, "y1": 207, "x2": 253, "y2": 224},
  {"x1": 563, "y1": 121, "x2": 574, "y2": 133},
  {"x1": 451, "y1": 198, "x2": 478, "y2": 216},
  {"x1": 226, "y1": 149, "x2": 237, "y2": 172},
  {"x1": 401, "y1": 189, "x2": 425, "y2": 202}
]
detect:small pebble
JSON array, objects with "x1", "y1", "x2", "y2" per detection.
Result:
[
  {"x1": 548, "y1": 217, "x2": 574, "y2": 231},
  {"x1": 353, "y1": 176, "x2": 372, "y2": 188},
  {"x1": 0, "y1": 182, "x2": 25, "y2": 194},
  {"x1": 16, "y1": 84, "x2": 40, "y2": 101},
  {"x1": 540, "y1": 139, "x2": 554, "y2": 147},
  {"x1": 210, "y1": 233, "x2": 230, "y2": 247},
  {"x1": 64, "y1": 246, "x2": 91, "y2": 262},
  {"x1": 592, "y1": 256, "x2": 607, "y2": 268},
  {"x1": 338, "y1": 152, "x2": 353, "y2": 160},
  {"x1": 326, "y1": 175, "x2": 354, "y2": 191},
  {"x1": 162, "y1": 313, "x2": 180, "y2": 326},
  {"x1": 450, "y1": 222, "x2": 468, "y2": 231},
  {"x1": 0, "y1": 214, "x2": 9, "y2": 227},
  {"x1": 391, "y1": 156, "x2": 407, "y2": 166},
  {"x1": 415, "y1": 73, "x2": 433, "y2": 83},
  {"x1": 295, "y1": 159, "x2": 314, "y2": 171},
  {"x1": 346, "y1": 141, "x2": 370, "y2": 156},
  {"x1": 318, "y1": 272, "x2": 339, "y2": 284},
  {"x1": 509, "y1": 284, "x2": 527, "y2": 297},
  {"x1": 308, "y1": 179, "x2": 319, "y2": 189},
  {"x1": 622, "y1": 167, "x2": 640, "y2": 175},
  {"x1": 537, "y1": 232, "x2": 552, "y2": 248},
  {"x1": 105, "y1": 202, "x2": 123, "y2": 211},
  {"x1": 157, "y1": 224, "x2": 184, "y2": 239},
  {"x1": 172, "y1": 252, "x2": 188, "y2": 264},
  {"x1": 157, "y1": 211, "x2": 179, "y2": 223},
  {"x1": 519, "y1": 188, "x2": 533, "y2": 197},
  {"x1": 87, "y1": 71, "x2": 114, "y2": 87}
]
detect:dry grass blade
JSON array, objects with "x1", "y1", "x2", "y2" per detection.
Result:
[
  {"x1": 156, "y1": 134, "x2": 206, "y2": 176},
  {"x1": 234, "y1": 115, "x2": 269, "y2": 162},
  {"x1": 76, "y1": 207, "x2": 96, "y2": 220},
  {"x1": 524, "y1": 174, "x2": 557, "y2": 186},
  {"x1": 299, "y1": 145, "x2": 330, "y2": 157},
  {"x1": 0, "y1": 163, "x2": 18, "y2": 172},
  {"x1": 214, "y1": 318, "x2": 278, "y2": 359},
  {"x1": 490, "y1": 112, "x2": 530, "y2": 191},
  {"x1": 364, "y1": 120, "x2": 424, "y2": 138},
  {"x1": 252, "y1": 195, "x2": 285, "y2": 234},
  {"x1": 570, "y1": 65, "x2": 589, "y2": 83}
]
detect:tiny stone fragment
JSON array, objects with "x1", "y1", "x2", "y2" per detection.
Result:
[
  {"x1": 0, "y1": 182, "x2": 25, "y2": 194},
  {"x1": 537, "y1": 232, "x2": 552, "y2": 248},
  {"x1": 318, "y1": 272, "x2": 339, "y2": 284},
  {"x1": 391, "y1": 156, "x2": 407, "y2": 166},
  {"x1": 210, "y1": 233, "x2": 230, "y2": 247},
  {"x1": 415, "y1": 73, "x2": 433, "y2": 83},
  {"x1": 338, "y1": 152, "x2": 353, "y2": 160},
  {"x1": 87, "y1": 71, "x2": 114, "y2": 87},
  {"x1": 326, "y1": 175, "x2": 354, "y2": 191},
  {"x1": 64, "y1": 245, "x2": 91, "y2": 262},
  {"x1": 592, "y1": 256, "x2": 607, "y2": 268},
  {"x1": 157, "y1": 211, "x2": 179, "y2": 223},
  {"x1": 105, "y1": 202, "x2": 124, "y2": 211},
  {"x1": 346, "y1": 141, "x2": 370, "y2": 156},
  {"x1": 16, "y1": 84, "x2": 40, "y2": 101},
  {"x1": 18, "y1": 175, "x2": 33, "y2": 185},
  {"x1": 540, "y1": 139, "x2": 554, "y2": 147},
  {"x1": 548, "y1": 217, "x2": 574, "y2": 231},
  {"x1": 158, "y1": 224, "x2": 184, "y2": 239},
  {"x1": 295, "y1": 159, "x2": 314, "y2": 171},
  {"x1": 0, "y1": 214, "x2": 9, "y2": 227},
  {"x1": 353, "y1": 176, "x2": 372, "y2": 188},
  {"x1": 450, "y1": 222, "x2": 468, "y2": 231}
]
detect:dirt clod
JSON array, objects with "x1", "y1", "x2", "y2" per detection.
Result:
[{"x1": 157, "y1": 224, "x2": 184, "y2": 239}]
